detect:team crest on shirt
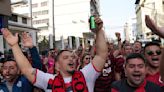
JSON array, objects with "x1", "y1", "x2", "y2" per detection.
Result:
[
  {"x1": 102, "y1": 60, "x2": 112, "y2": 76},
  {"x1": 17, "y1": 81, "x2": 22, "y2": 87}
]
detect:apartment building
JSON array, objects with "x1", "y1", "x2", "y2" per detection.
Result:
[
  {"x1": 0, "y1": 0, "x2": 39, "y2": 53},
  {"x1": 0, "y1": 13, "x2": 39, "y2": 53},
  {"x1": 135, "y1": 0, "x2": 164, "y2": 43},
  {"x1": 12, "y1": 0, "x2": 100, "y2": 49}
]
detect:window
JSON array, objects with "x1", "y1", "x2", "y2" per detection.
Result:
[
  {"x1": 33, "y1": 19, "x2": 49, "y2": 25},
  {"x1": 42, "y1": 10, "x2": 49, "y2": 15},
  {"x1": 38, "y1": 26, "x2": 48, "y2": 30},
  {"x1": 41, "y1": 1, "x2": 48, "y2": 7},
  {"x1": 32, "y1": 3, "x2": 38, "y2": 8},
  {"x1": 22, "y1": 17, "x2": 27, "y2": 24},
  {"x1": 32, "y1": 10, "x2": 48, "y2": 16},
  {"x1": 9, "y1": 14, "x2": 18, "y2": 22},
  {"x1": 42, "y1": 19, "x2": 49, "y2": 23}
]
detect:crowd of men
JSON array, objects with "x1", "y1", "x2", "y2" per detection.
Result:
[{"x1": 0, "y1": 15, "x2": 163, "y2": 92}]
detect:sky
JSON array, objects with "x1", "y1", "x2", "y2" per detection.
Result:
[
  {"x1": 10, "y1": 0, "x2": 136, "y2": 40},
  {"x1": 100, "y1": 0, "x2": 136, "y2": 40}
]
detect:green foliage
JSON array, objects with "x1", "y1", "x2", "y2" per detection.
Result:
[{"x1": 38, "y1": 36, "x2": 49, "y2": 52}]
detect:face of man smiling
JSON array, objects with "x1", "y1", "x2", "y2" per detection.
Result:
[{"x1": 144, "y1": 45, "x2": 162, "y2": 68}]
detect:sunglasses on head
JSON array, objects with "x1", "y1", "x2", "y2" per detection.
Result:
[{"x1": 146, "y1": 50, "x2": 161, "y2": 56}]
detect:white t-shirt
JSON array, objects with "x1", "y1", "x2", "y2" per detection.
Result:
[{"x1": 33, "y1": 63, "x2": 100, "y2": 92}]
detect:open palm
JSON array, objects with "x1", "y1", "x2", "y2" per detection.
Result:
[
  {"x1": 145, "y1": 15, "x2": 164, "y2": 38},
  {"x1": 1, "y1": 28, "x2": 19, "y2": 47},
  {"x1": 22, "y1": 32, "x2": 33, "y2": 48}
]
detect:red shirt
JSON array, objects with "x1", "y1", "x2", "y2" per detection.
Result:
[
  {"x1": 94, "y1": 51, "x2": 115, "y2": 92},
  {"x1": 146, "y1": 72, "x2": 164, "y2": 87}
]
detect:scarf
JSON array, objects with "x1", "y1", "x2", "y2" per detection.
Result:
[
  {"x1": 48, "y1": 71, "x2": 88, "y2": 92},
  {"x1": 135, "y1": 79, "x2": 147, "y2": 92}
]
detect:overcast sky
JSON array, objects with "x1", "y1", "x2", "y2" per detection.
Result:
[{"x1": 100, "y1": 0, "x2": 136, "y2": 39}]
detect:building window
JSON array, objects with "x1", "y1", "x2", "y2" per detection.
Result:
[
  {"x1": 42, "y1": 19, "x2": 49, "y2": 23},
  {"x1": 32, "y1": 10, "x2": 48, "y2": 16},
  {"x1": 41, "y1": 1, "x2": 48, "y2": 7},
  {"x1": 32, "y1": 3, "x2": 38, "y2": 8},
  {"x1": 22, "y1": 17, "x2": 27, "y2": 24},
  {"x1": 38, "y1": 26, "x2": 48, "y2": 30},
  {"x1": 42, "y1": 10, "x2": 49, "y2": 15},
  {"x1": 9, "y1": 14, "x2": 18, "y2": 22},
  {"x1": 33, "y1": 19, "x2": 49, "y2": 25}
]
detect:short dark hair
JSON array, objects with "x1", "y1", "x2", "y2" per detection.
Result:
[
  {"x1": 81, "y1": 53, "x2": 90, "y2": 63},
  {"x1": 144, "y1": 41, "x2": 160, "y2": 52},
  {"x1": 125, "y1": 53, "x2": 146, "y2": 66},
  {"x1": 3, "y1": 58, "x2": 16, "y2": 64},
  {"x1": 55, "y1": 50, "x2": 71, "y2": 61},
  {"x1": 134, "y1": 41, "x2": 142, "y2": 46}
]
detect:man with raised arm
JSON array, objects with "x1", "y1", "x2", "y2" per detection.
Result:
[
  {"x1": 1, "y1": 17, "x2": 108, "y2": 92},
  {"x1": 145, "y1": 15, "x2": 164, "y2": 89}
]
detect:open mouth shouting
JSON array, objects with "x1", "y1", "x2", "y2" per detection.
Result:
[
  {"x1": 132, "y1": 73, "x2": 142, "y2": 81},
  {"x1": 68, "y1": 62, "x2": 75, "y2": 69},
  {"x1": 151, "y1": 58, "x2": 159, "y2": 62}
]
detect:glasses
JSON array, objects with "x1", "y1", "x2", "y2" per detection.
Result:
[{"x1": 146, "y1": 50, "x2": 161, "y2": 56}]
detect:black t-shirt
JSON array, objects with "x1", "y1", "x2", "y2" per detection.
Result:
[{"x1": 111, "y1": 79, "x2": 162, "y2": 92}]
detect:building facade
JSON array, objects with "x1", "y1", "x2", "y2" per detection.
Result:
[
  {"x1": 135, "y1": 0, "x2": 164, "y2": 43},
  {"x1": 12, "y1": 0, "x2": 100, "y2": 49},
  {"x1": 0, "y1": 13, "x2": 39, "y2": 53}
]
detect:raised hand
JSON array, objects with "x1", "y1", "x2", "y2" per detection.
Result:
[
  {"x1": 145, "y1": 15, "x2": 164, "y2": 38},
  {"x1": 95, "y1": 17, "x2": 103, "y2": 32},
  {"x1": 1, "y1": 28, "x2": 19, "y2": 47},
  {"x1": 22, "y1": 32, "x2": 33, "y2": 48},
  {"x1": 115, "y1": 32, "x2": 121, "y2": 40}
]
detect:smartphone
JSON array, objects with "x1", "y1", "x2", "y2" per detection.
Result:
[{"x1": 89, "y1": 16, "x2": 96, "y2": 30}]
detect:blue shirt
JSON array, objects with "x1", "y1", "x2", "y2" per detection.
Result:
[{"x1": 0, "y1": 75, "x2": 33, "y2": 92}]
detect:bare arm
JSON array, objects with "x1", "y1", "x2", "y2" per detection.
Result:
[
  {"x1": 22, "y1": 32, "x2": 42, "y2": 70},
  {"x1": 145, "y1": 15, "x2": 164, "y2": 82},
  {"x1": 145, "y1": 15, "x2": 164, "y2": 38},
  {"x1": 92, "y1": 17, "x2": 108, "y2": 71},
  {"x1": 2, "y1": 29, "x2": 35, "y2": 83},
  {"x1": 115, "y1": 32, "x2": 122, "y2": 51}
]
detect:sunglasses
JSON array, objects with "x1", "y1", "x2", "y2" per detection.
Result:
[
  {"x1": 85, "y1": 58, "x2": 90, "y2": 60},
  {"x1": 146, "y1": 50, "x2": 161, "y2": 56}
]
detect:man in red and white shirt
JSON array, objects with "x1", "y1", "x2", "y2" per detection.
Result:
[{"x1": 1, "y1": 17, "x2": 108, "y2": 92}]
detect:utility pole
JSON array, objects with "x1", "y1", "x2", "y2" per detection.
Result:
[
  {"x1": 29, "y1": 0, "x2": 33, "y2": 27},
  {"x1": 52, "y1": 0, "x2": 55, "y2": 48}
]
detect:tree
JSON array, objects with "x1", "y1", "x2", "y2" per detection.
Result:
[{"x1": 38, "y1": 36, "x2": 49, "y2": 52}]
